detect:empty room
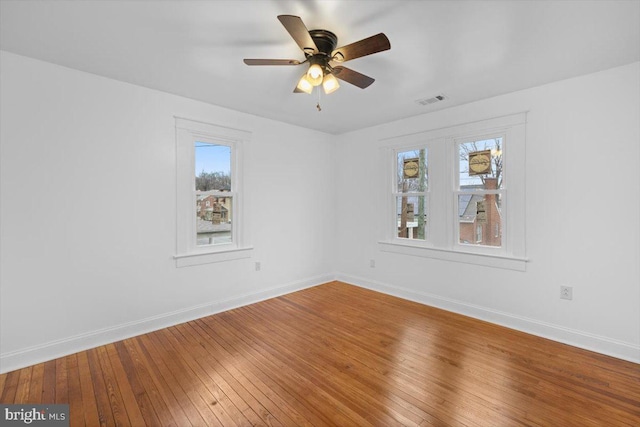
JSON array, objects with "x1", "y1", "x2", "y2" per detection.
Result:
[{"x1": 1, "y1": 1, "x2": 639, "y2": 426}]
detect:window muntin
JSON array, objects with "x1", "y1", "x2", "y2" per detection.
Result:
[{"x1": 394, "y1": 148, "x2": 428, "y2": 241}]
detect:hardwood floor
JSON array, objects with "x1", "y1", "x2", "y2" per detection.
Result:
[{"x1": 1, "y1": 281, "x2": 639, "y2": 426}]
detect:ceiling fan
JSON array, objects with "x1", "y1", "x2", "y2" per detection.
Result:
[{"x1": 243, "y1": 15, "x2": 390, "y2": 97}]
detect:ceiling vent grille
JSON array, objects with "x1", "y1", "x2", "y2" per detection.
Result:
[{"x1": 415, "y1": 95, "x2": 446, "y2": 106}]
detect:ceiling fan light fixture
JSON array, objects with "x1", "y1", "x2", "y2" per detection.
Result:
[
  {"x1": 307, "y1": 63, "x2": 324, "y2": 86},
  {"x1": 243, "y1": 15, "x2": 391, "y2": 104},
  {"x1": 322, "y1": 73, "x2": 340, "y2": 94},
  {"x1": 296, "y1": 74, "x2": 314, "y2": 94}
]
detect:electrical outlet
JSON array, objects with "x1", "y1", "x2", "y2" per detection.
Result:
[
  {"x1": 369, "y1": 259, "x2": 376, "y2": 268},
  {"x1": 560, "y1": 285, "x2": 573, "y2": 300},
  {"x1": 255, "y1": 262, "x2": 261, "y2": 271}
]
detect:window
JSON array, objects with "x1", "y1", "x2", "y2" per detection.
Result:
[
  {"x1": 175, "y1": 117, "x2": 252, "y2": 267},
  {"x1": 456, "y1": 137, "x2": 504, "y2": 250},
  {"x1": 394, "y1": 148, "x2": 428, "y2": 241},
  {"x1": 379, "y1": 113, "x2": 527, "y2": 270},
  {"x1": 195, "y1": 142, "x2": 232, "y2": 246}
]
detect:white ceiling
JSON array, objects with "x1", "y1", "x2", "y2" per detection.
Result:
[{"x1": 1, "y1": 0, "x2": 638, "y2": 134}]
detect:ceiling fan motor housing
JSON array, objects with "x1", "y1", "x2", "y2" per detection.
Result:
[
  {"x1": 308, "y1": 29, "x2": 338, "y2": 56},
  {"x1": 307, "y1": 29, "x2": 338, "y2": 75}
]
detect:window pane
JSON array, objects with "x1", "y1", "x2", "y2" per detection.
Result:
[
  {"x1": 195, "y1": 142, "x2": 231, "y2": 191},
  {"x1": 458, "y1": 194, "x2": 501, "y2": 247},
  {"x1": 397, "y1": 195, "x2": 427, "y2": 240},
  {"x1": 196, "y1": 194, "x2": 232, "y2": 246},
  {"x1": 397, "y1": 149, "x2": 427, "y2": 192},
  {"x1": 195, "y1": 141, "x2": 232, "y2": 246},
  {"x1": 458, "y1": 138, "x2": 503, "y2": 190}
]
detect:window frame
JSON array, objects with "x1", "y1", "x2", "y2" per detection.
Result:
[
  {"x1": 392, "y1": 144, "x2": 430, "y2": 243},
  {"x1": 174, "y1": 117, "x2": 252, "y2": 267},
  {"x1": 452, "y1": 133, "x2": 507, "y2": 256},
  {"x1": 378, "y1": 112, "x2": 527, "y2": 271}
]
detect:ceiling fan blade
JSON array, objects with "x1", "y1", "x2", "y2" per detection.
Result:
[
  {"x1": 277, "y1": 15, "x2": 319, "y2": 54},
  {"x1": 331, "y1": 33, "x2": 390, "y2": 62},
  {"x1": 243, "y1": 59, "x2": 301, "y2": 66},
  {"x1": 331, "y1": 66, "x2": 375, "y2": 89}
]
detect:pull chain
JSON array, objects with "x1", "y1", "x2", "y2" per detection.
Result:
[{"x1": 316, "y1": 86, "x2": 322, "y2": 111}]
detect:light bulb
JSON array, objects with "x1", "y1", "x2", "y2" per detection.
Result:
[
  {"x1": 322, "y1": 73, "x2": 340, "y2": 94},
  {"x1": 307, "y1": 64, "x2": 324, "y2": 86},
  {"x1": 296, "y1": 74, "x2": 313, "y2": 94}
]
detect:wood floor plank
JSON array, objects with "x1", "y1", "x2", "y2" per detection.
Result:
[
  {"x1": 104, "y1": 343, "x2": 154, "y2": 427},
  {"x1": 0, "y1": 370, "x2": 20, "y2": 403},
  {"x1": 114, "y1": 340, "x2": 172, "y2": 427},
  {"x1": 201, "y1": 314, "x2": 353, "y2": 426},
  {"x1": 220, "y1": 308, "x2": 392, "y2": 427},
  {"x1": 134, "y1": 334, "x2": 208, "y2": 426},
  {"x1": 115, "y1": 339, "x2": 178, "y2": 426},
  {"x1": 76, "y1": 352, "x2": 101, "y2": 427},
  {"x1": 95, "y1": 344, "x2": 130, "y2": 426},
  {"x1": 13, "y1": 365, "x2": 33, "y2": 405},
  {"x1": 1, "y1": 281, "x2": 639, "y2": 426},
  {"x1": 278, "y1": 288, "x2": 570, "y2": 425},
  {"x1": 0, "y1": 370, "x2": 6, "y2": 397},
  {"x1": 253, "y1": 295, "x2": 508, "y2": 426},
  {"x1": 54, "y1": 356, "x2": 68, "y2": 405},
  {"x1": 66, "y1": 354, "x2": 85, "y2": 427},
  {"x1": 139, "y1": 332, "x2": 224, "y2": 426},
  {"x1": 156, "y1": 326, "x2": 249, "y2": 427},
  {"x1": 25, "y1": 363, "x2": 44, "y2": 404},
  {"x1": 168, "y1": 324, "x2": 281, "y2": 427},
  {"x1": 267, "y1": 294, "x2": 499, "y2": 423},
  {"x1": 236, "y1": 302, "x2": 430, "y2": 426},
  {"x1": 86, "y1": 348, "x2": 115, "y2": 427},
  {"x1": 190, "y1": 318, "x2": 315, "y2": 427},
  {"x1": 41, "y1": 360, "x2": 57, "y2": 404}
]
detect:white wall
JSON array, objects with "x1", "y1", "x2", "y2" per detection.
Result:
[
  {"x1": 0, "y1": 51, "x2": 335, "y2": 372},
  {"x1": 1, "y1": 50, "x2": 638, "y2": 372},
  {"x1": 334, "y1": 62, "x2": 640, "y2": 362}
]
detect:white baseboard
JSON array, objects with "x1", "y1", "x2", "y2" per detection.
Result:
[
  {"x1": 3, "y1": 272, "x2": 637, "y2": 373},
  {"x1": 0, "y1": 274, "x2": 331, "y2": 374},
  {"x1": 336, "y1": 273, "x2": 640, "y2": 364}
]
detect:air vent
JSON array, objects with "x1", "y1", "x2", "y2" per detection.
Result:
[{"x1": 415, "y1": 94, "x2": 446, "y2": 106}]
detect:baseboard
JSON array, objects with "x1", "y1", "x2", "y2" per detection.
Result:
[
  {"x1": 336, "y1": 273, "x2": 640, "y2": 364},
  {"x1": 0, "y1": 274, "x2": 331, "y2": 374}
]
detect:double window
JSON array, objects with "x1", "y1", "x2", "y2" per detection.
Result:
[
  {"x1": 175, "y1": 118, "x2": 252, "y2": 267},
  {"x1": 381, "y1": 113, "x2": 526, "y2": 270}
]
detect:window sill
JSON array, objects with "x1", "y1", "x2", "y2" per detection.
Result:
[
  {"x1": 174, "y1": 246, "x2": 253, "y2": 267},
  {"x1": 378, "y1": 241, "x2": 527, "y2": 271}
]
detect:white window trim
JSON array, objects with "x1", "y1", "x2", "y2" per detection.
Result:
[
  {"x1": 378, "y1": 112, "x2": 528, "y2": 271},
  {"x1": 174, "y1": 117, "x2": 253, "y2": 267}
]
